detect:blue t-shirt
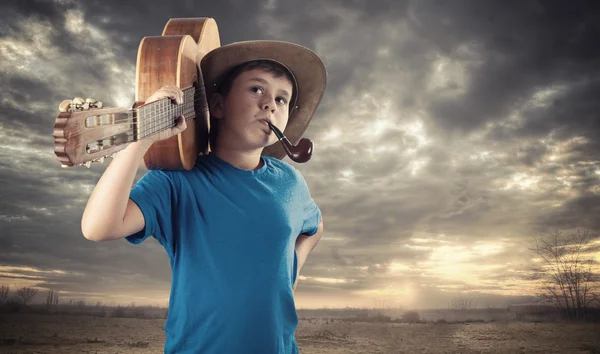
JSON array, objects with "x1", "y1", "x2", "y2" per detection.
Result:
[{"x1": 125, "y1": 152, "x2": 321, "y2": 354}]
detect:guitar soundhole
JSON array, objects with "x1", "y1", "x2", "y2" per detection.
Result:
[{"x1": 86, "y1": 134, "x2": 129, "y2": 154}]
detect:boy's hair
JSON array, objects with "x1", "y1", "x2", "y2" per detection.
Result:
[
  {"x1": 216, "y1": 60, "x2": 296, "y2": 99},
  {"x1": 209, "y1": 60, "x2": 297, "y2": 149}
]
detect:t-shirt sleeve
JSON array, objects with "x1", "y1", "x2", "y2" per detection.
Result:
[
  {"x1": 125, "y1": 170, "x2": 177, "y2": 249},
  {"x1": 296, "y1": 169, "x2": 321, "y2": 236}
]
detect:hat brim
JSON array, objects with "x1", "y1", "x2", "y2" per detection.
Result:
[{"x1": 200, "y1": 40, "x2": 327, "y2": 160}]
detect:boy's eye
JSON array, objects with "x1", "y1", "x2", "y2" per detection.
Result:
[{"x1": 250, "y1": 86, "x2": 287, "y2": 105}]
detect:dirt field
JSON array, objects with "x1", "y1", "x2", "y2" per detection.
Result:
[{"x1": 1, "y1": 314, "x2": 599, "y2": 353}]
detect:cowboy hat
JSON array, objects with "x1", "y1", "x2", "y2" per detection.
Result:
[{"x1": 200, "y1": 40, "x2": 327, "y2": 160}]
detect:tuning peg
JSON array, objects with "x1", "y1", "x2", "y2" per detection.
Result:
[
  {"x1": 59, "y1": 100, "x2": 72, "y2": 112},
  {"x1": 86, "y1": 98, "x2": 103, "y2": 109},
  {"x1": 98, "y1": 157, "x2": 105, "y2": 164},
  {"x1": 73, "y1": 97, "x2": 85, "y2": 105},
  {"x1": 84, "y1": 161, "x2": 92, "y2": 168}
]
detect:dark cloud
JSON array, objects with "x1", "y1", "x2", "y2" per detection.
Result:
[
  {"x1": 536, "y1": 195, "x2": 600, "y2": 232},
  {"x1": 1, "y1": 0, "x2": 71, "y2": 25},
  {"x1": 1, "y1": 78, "x2": 60, "y2": 135},
  {"x1": 412, "y1": 0, "x2": 600, "y2": 135}
]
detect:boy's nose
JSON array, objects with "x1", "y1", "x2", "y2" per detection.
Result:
[{"x1": 261, "y1": 97, "x2": 277, "y2": 111}]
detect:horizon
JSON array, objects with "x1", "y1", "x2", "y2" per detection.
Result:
[
  {"x1": 0, "y1": 280, "x2": 542, "y2": 310},
  {"x1": 0, "y1": 288, "x2": 536, "y2": 311}
]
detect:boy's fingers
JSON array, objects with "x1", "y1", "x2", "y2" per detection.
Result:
[
  {"x1": 145, "y1": 86, "x2": 183, "y2": 105},
  {"x1": 167, "y1": 86, "x2": 183, "y2": 104},
  {"x1": 177, "y1": 115, "x2": 186, "y2": 130}
]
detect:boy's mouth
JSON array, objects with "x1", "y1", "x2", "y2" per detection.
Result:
[{"x1": 258, "y1": 119, "x2": 273, "y2": 134}]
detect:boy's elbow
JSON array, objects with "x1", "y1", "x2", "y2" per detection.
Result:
[
  {"x1": 81, "y1": 223, "x2": 106, "y2": 242},
  {"x1": 81, "y1": 226, "x2": 99, "y2": 242}
]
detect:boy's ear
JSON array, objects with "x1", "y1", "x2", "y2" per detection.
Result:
[{"x1": 209, "y1": 93, "x2": 225, "y2": 119}]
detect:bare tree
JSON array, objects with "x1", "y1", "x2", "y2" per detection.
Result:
[
  {"x1": 449, "y1": 295, "x2": 478, "y2": 310},
  {"x1": 528, "y1": 229, "x2": 600, "y2": 321},
  {"x1": 0, "y1": 285, "x2": 9, "y2": 304},
  {"x1": 16, "y1": 287, "x2": 37, "y2": 306}
]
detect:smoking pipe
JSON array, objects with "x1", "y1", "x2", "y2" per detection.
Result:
[{"x1": 267, "y1": 121, "x2": 313, "y2": 163}]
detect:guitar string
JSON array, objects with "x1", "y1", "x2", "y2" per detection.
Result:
[
  {"x1": 64, "y1": 92, "x2": 204, "y2": 140},
  {"x1": 68, "y1": 87, "x2": 199, "y2": 127},
  {"x1": 73, "y1": 115, "x2": 195, "y2": 156},
  {"x1": 79, "y1": 105, "x2": 198, "y2": 141},
  {"x1": 135, "y1": 96, "x2": 196, "y2": 140},
  {"x1": 63, "y1": 93, "x2": 280, "y2": 141}
]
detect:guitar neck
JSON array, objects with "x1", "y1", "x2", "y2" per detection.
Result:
[{"x1": 134, "y1": 86, "x2": 196, "y2": 141}]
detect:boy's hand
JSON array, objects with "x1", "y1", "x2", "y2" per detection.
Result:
[{"x1": 143, "y1": 86, "x2": 187, "y2": 143}]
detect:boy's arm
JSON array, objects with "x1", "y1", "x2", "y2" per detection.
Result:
[
  {"x1": 293, "y1": 218, "x2": 324, "y2": 293},
  {"x1": 81, "y1": 86, "x2": 186, "y2": 242},
  {"x1": 81, "y1": 141, "x2": 152, "y2": 241}
]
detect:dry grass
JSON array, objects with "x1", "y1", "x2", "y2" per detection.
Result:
[
  {"x1": 0, "y1": 313, "x2": 599, "y2": 353},
  {"x1": 296, "y1": 318, "x2": 600, "y2": 353}
]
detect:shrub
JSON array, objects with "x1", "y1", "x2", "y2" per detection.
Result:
[{"x1": 402, "y1": 310, "x2": 420, "y2": 323}]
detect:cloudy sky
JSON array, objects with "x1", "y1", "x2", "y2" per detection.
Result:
[{"x1": 1, "y1": 0, "x2": 599, "y2": 310}]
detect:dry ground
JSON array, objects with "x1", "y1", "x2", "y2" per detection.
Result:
[{"x1": 1, "y1": 314, "x2": 599, "y2": 353}]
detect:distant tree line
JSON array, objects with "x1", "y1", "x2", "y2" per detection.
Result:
[{"x1": 0, "y1": 285, "x2": 167, "y2": 319}]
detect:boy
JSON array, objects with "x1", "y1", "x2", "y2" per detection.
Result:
[{"x1": 81, "y1": 41, "x2": 326, "y2": 353}]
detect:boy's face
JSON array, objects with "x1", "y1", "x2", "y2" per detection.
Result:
[{"x1": 212, "y1": 68, "x2": 294, "y2": 151}]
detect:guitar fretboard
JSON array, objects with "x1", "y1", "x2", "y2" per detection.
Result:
[{"x1": 136, "y1": 86, "x2": 196, "y2": 140}]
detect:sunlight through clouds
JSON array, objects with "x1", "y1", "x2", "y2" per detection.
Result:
[
  {"x1": 404, "y1": 119, "x2": 430, "y2": 147},
  {"x1": 409, "y1": 157, "x2": 430, "y2": 176},
  {"x1": 64, "y1": 9, "x2": 85, "y2": 34},
  {"x1": 365, "y1": 145, "x2": 400, "y2": 156},
  {"x1": 323, "y1": 127, "x2": 342, "y2": 140},
  {"x1": 300, "y1": 276, "x2": 353, "y2": 284},
  {"x1": 471, "y1": 243, "x2": 505, "y2": 256},
  {"x1": 410, "y1": 239, "x2": 516, "y2": 293},
  {"x1": 502, "y1": 172, "x2": 539, "y2": 191},
  {"x1": 337, "y1": 169, "x2": 355, "y2": 183},
  {"x1": 0, "y1": 265, "x2": 84, "y2": 290},
  {"x1": 0, "y1": 266, "x2": 70, "y2": 275},
  {"x1": 359, "y1": 98, "x2": 397, "y2": 139},
  {"x1": 388, "y1": 262, "x2": 411, "y2": 273}
]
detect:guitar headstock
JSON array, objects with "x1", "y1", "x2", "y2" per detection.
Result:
[{"x1": 53, "y1": 97, "x2": 135, "y2": 168}]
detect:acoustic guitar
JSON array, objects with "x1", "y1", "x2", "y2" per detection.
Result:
[{"x1": 53, "y1": 18, "x2": 220, "y2": 170}]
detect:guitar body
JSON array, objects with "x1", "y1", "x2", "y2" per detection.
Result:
[{"x1": 138, "y1": 18, "x2": 220, "y2": 170}]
